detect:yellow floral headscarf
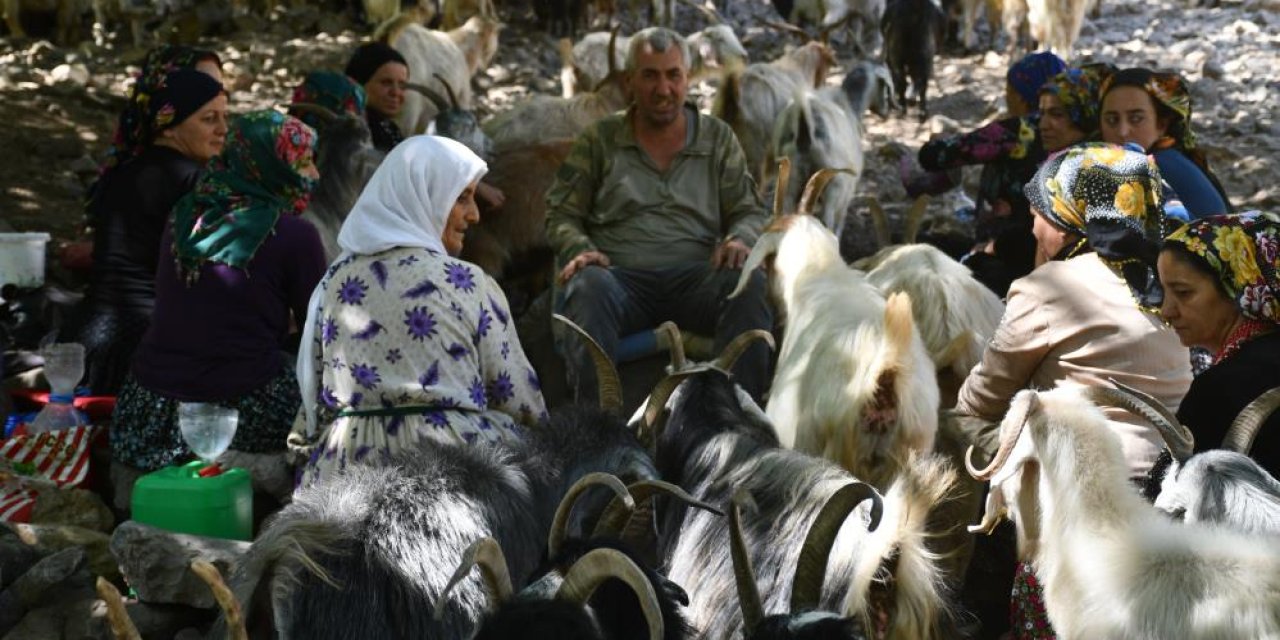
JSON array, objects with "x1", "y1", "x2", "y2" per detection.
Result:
[
  {"x1": 1029, "y1": 142, "x2": 1167, "y2": 309},
  {"x1": 1166, "y1": 212, "x2": 1280, "y2": 324}
]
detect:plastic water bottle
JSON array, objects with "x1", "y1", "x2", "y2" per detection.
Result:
[
  {"x1": 178, "y1": 402, "x2": 238, "y2": 465},
  {"x1": 28, "y1": 343, "x2": 88, "y2": 434}
]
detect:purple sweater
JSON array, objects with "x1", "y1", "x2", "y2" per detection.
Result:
[{"x1": 132, "y1": 216, "x2": 326, "y2": 401}]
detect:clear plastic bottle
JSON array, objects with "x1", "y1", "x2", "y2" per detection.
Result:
[{"x1": 28, "y1": 343, "x2": 88, "y2": 434}]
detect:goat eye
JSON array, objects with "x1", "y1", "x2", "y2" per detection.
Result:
[{"x1": 1170, "y1": 507, "x2": 1186, "y2": 521}]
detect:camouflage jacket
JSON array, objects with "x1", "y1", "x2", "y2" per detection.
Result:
[{"x1": 544, "y1": 105, "x2": 767, "y2": 270}]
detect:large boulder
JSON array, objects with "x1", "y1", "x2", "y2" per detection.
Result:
[
  {"x1": 0, "y1": 547, "x2": 94, "y2": 637},
  {"x1": 9, "y1": 524, "x2": 119, "y2": 583},
  {"x1": 30, "y1": 487, "x2": 115, "y2": 534},
  {"x1": 0, "y1": 527, "x2": 44, "y2": 591},
  {"x1": 109, "y1": 522, "x2": 249, "y2": 609}
]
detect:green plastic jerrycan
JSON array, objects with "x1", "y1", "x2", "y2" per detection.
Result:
[{"x1": 131, "y1": 461, "x2": 253, "y2": 541}]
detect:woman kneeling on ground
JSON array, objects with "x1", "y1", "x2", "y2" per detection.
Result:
[{"x1": 291, "y1": 135, "x2": 547, "y2": 491}]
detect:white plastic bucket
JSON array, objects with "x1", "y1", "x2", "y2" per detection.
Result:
[{"x1": 0, "y1": 232, "x2": 52, "y2": 288}]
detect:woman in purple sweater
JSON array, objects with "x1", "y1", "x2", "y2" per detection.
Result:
[{"x1": 109, "y1": 110, "x2": 327, "y2": 506}]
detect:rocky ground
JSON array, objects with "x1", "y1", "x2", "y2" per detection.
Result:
[{"x1": 0, "y1": 0, "x2": 1278, "y2": 637}]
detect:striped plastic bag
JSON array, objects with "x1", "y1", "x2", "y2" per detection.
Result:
[{"x1": 0, "y1": 424, "x2": 101, "y2": 522}]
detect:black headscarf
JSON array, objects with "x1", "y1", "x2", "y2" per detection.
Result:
[{"x1": 344, "y1": 42, "x2": 409, "y2": 85}]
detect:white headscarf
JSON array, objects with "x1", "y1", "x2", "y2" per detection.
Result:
[{"x1": 296, "y1": 135, "x2": 487, "y2": 434}]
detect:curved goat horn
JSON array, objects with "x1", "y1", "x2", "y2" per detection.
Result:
[
  {"x1": 713, "y1": 329, "x2": 776, "y2": 373},
  {"x1": 902, "y1": 195, "x2": 929, "y2": 244},
  {"x1": 557, "y1": 548, "x2": 665, "y2": 640},
  {"x1": 965, "y1": 392, "x2": 1039, "y2": 480},
  {"x1": 868, "y1": 196, "x2": 891, "y2": 248},
  {"x1": 1083, "y1": 383, "x2": 1194, "y2": 461},
  {"x1": 435, "y1": 537, "x2": 513, "y2": 620},
  {"x1": 797, "y1": 168, "x2": 853, "y2": 217},
  {"x1": 549, "y1": 472, "x2": 634, "y2": 558},
  {"x1": 772, "y1": 156, "x2": 792, "y2": 220},
  {"x1": 554, "y1": 313, "x2": 623, "y2": 411},
  {"x1": 790, "y1": 481, "x2": 883, "y2": 612},
  {"x1": 639, "y1": 369, "x2": 700, "y2": 447},
  {"x1": 1223, "y1": 386, "x2": 1280, "y2": 454},
  {"x1": 96, "y1": 577, "x2": 141, "y2": 640},
  {"x1": 606, "y1": 25, "x2": 621, "y2": 79},
  {"x1": 657, "y1": 321, "x2": 687, "y2": 371},
  {"x1": 432, "y1": 72, "x2": 461, "y2": 109},
  {"x1": 190, "y1": 560, "x2": 247, "y2": 640},
  {"x1": 729, "y1": 488, "x2": 765, "y2": 632},
  {"x1": 285, "y1": 102, "x2": 341, "y2": 125},
  {"x1": 405, "y1": 82, "x2": 450, "y2": 113},
  {"x1": 594, "y1": 479, "x2": 724, "y2": 539}
]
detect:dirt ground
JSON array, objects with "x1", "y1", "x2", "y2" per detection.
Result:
[{"x1": 1, "y1": 0, "x2": 1278, "y2": 266}]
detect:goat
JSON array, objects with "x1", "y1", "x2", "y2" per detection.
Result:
[
  {"x1": 483, "y1": 29, "x2": 627, "y2": 152},
  {"x1": 714, "y1": 41, "x2": 836, "y2": 191},
  {"x1": 771, "y1": 61, "x2": 894, "y2": 237},
  {"x1": 967, "y1": 385, "x2": 1280, "y2": 639},
  {"x1": 853, "y1": 199, "x2": 1005, "y2": 405},
  {"x1": 219, "y1": 320, "x2": 686, "y2": 638},
  {"x1": 292, "y1": 103, "x2": 385, "y2": 262},
  {"x1": 409, "y1": 73, "x2": 494, "y2": 161},
  {"x1": 779, "y1": 0, "x2": 885, "y2": 56},
  {"x1": 880, "y1": 0, "x2": 945, "y2": 121},
  {"x1": 1144, "y1": 386, "x2": 1280, "y2": 534},
  {"x1": 535, "y1": 0, "x2": 589, "y2": 37},
  {"x1": 730, "y1": 168, "x2": 939, "y2": 489},
  {"x1": 379, "y1": 8, "x2": 502, "y2": 136},
  {"x1": 638, "y1": 353, "x2": 958, "y2": 639},
  {"x1": 1024, "y1": 0, "x2": 1087, "y2": 57},
  {"x1": 459, "y1": 136, "x2": 576, "y2": 307},
  {"x1": 441, "y1": 0, "x2": 496, "y2": 30},
  {"x1": 4, "y1": 0, "x2": 85, "y2": 44}
]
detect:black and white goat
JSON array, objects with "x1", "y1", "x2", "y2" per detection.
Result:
[
  {"x1": 291, "y1": 103, "x2": 384, "y2": 261},
  {"x1": 637, "y1": 346, "x2": 959, "y2": 639},
  {"x1": 967, "y1": 385, "x2": 1280, "y2": 638},
  {"x1": 880, "y1": 0, "x2": 946, "y2": 121},
  {"x1": 218, "y1": 320, "x2": 703, "y2": 638}
]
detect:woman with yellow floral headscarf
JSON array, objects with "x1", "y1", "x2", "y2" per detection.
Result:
[
  {"x1": 1160, "y1": 211, "x2": 1280, "y2": 474},
  {"x1": 958, "y1": 142, "x2": 1193, "y2": 638}
]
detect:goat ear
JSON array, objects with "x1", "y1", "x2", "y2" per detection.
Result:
[
  {"x1": 903, "y1": 195, "x2": 929, "y2": 244},
  {"x1": 882, "y1": 291, "x2": 916, "y2": 362},
  {"x1": 867, "y1": 196, "x2": 891, "y2": 247}
]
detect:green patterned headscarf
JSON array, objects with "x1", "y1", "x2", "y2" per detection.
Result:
[
  {"x1": 1034, "y1": 142, "x2": 1168, "y2": 310},
  {"x1": 1166, "y1": 211, "x2": 1280, "y2": 325},
  {"x1": 172, "y1": 110, "x2": 318, "y2": 282},
  {"x1": 288, "y1": 71, "x2": 366, "y2": 132}
]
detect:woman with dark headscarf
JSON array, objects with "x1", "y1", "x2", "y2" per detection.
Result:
[
  {"x1": 344, "y1": 42, "x2": 409, "y2": 153},
  {"x1": 957, "y1": 143, "x2": 1192, "y2": 638},
  {"x1": 64, "y1": 68, "x2": 227, "y2": 395},
  {"x1": 1160, "y1": 212, "x2": 1280, "y2": 473},
  {"x1": 1036, "y1": 64, "x2": 1113, "y2": 153},
  {"x1": 110, "y1": 111, "x2": 327, "y2": 507},
  {"x1": 1101, "y1": 68, "x2": 1231, "y2": 220}
]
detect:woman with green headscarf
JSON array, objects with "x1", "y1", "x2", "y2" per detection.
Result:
[
  {"x1": 109, "y1": 110, "x2": 327, "y2": 511},
  {"x1": 957, "y1": 142, "x2": 1193, "y2": 638},
  {"x1": 1160, "y1": 211, "x2": 1280, "y2": 474}
]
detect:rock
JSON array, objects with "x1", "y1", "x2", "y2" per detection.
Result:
[
  {"x1": 30, "y1": 487, "x2": 114, "y2": 533},
  {"x1": 79, "y1": 601, "x2": 215, "y2": 640},
  {"x1": 5, "y1": 598, "x2": 100, "y2": 640},
  {"x1": 11, "y1": 524, "x2": 119, "y2": 583},
  {"x1": 0, "y1": 547, "x2": 94, "y2": 636},
  {"x1": 109, "y1": 522, "x2": 249, "y2": 609},
  {"x1": 219, "y1": 450, "x2": 292, "y2": 502},
  {"x1": 1203, "y1": 56, "x2": 1225, "y2": 80},
  {"x1": 0, "y1": 528, "x2": 46, "y2": 591},
  {"x1": 48, "y1": 63, "x2": 91, "y2": 87}
]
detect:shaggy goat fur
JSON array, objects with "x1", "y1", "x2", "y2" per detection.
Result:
[
  {"x1": 714, "y1": 42, "x2": 835, "y2": 189},
  {"x1": 299, "y1": 112, "x2": 384, "y2": 261},
  {"x1": 976, "y1": 386, "x2": 1280, "y2": 639},
  {"x1": 732, "y1": 215, "x2": 939, "y2": 489},
  {"x1": 650, "y1": 371, "x2": 958, "y2": 640},
  {"x1": 1154, "y1": 450, "x2": 1280, "y2": 535},
  {"x1": 222, "y1": 406, "x2": 659, "y2": 638}
]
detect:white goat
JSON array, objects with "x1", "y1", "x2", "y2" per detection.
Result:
[
  {"x1": 379, "y1": 11, "x2": 502, "y2": 136},
  {"x1": 484, "y1": 30, "x2": 627, "y2": 151},
  {"x1": 731, "y1": 168, "x2": 939, "y2": 489},
  {"x1": 714, "y1": 41, "x2": 836, "y2": 190},
  {"x1": 564, "y1": 24, "x2": 747, "y2": 98},
  {"x1": 853, "y1": 199, "x2": 1005, "y2": 389},
  {"x1": 771, "y1": 61, "x2": 894, "y2": 237},
  {"x1": 1154, "y1": 387, "x2": 1280, "y2": 534},
  {"x1": 968, "y1": 385, "x2": 1280, "y2": 639},
  {"x1": 1024, "y1": 0, "x2": 1088, "y2": 57}
]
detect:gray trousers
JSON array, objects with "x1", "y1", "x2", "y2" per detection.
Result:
[{"x1": 558, "y1": 263, "x2": 773, "y2": 403}]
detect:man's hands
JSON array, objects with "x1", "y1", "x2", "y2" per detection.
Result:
[
  {"x1": 711, "y1": 237, "x2": 750, "y2": 270},
  {"x1": 558, "y1": 250, "x2": 611, "y2": 284}
]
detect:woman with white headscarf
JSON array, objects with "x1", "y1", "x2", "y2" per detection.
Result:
[{"x1": 291, "y1": 135, "x2": 547, "y2": 490}]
